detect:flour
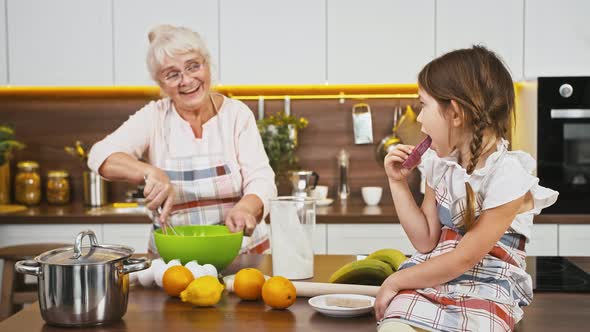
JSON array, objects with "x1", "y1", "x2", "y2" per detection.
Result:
[{"x1": 270, "y1": 200, "x2": 315, "y2": 280}]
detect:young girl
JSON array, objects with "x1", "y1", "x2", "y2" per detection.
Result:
[{"x1": 375, "y1": 45, "x2": 558, "y2": 332}]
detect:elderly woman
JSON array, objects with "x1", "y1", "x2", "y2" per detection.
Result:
[{"x1": 88, "y1": 24, "x2": 276, "y2": 254}]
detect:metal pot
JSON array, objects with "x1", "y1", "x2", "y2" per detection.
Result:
[{"x1": 15, "y1": 230, "x2": 150, "y2": 327}]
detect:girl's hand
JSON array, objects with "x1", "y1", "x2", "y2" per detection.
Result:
[
  {"x1": 143, "y1": 167, "x2": 175, "y2": 225},
  {"x1": 384, "y1": 144, "x2": 415, "y2": 182},
  {"x1": 225, "y1": 207, "x2": 257, "y2": 236},
  {"x1": 374, "y1": 275, "x2": 400, "y2": 321}
]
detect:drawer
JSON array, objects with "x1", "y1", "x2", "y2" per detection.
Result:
[
  {"x1": 326, "y1": 224, "x2": 414, "y2": 255},
  {"x1": 0, "y1": 224, "x2": 103, "y2": 247},
  {"x1": 527, "y1": 224, "x2": 558, "y2": 256},
  {"x1": 559, "y1": 225, "x2": 590, "y2": 256}
]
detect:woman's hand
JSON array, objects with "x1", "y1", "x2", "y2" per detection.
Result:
[
  {"x1": 225, "y1": 207, "x2": 257, "y2": 236},
  {"x1": 384, "y1": 144, "x2": 415, "y2": 182},
  {"x1": 143, "y1": 167, "x2": 175, "y2": 225},
  {"x1": 374, "y1": 275, "x2": 400, "y2": 321}
]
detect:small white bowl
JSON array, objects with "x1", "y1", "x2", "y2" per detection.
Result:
[{"x1": 361, "y1": 187, "x2": 383, "y2": 206}]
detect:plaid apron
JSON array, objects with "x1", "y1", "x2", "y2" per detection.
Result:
[
  {"x1": 382, "y1": 148, "x2": 533, "y2": 332},
  {"x1": 148, "y1": 94, "x2": 270, "y2": 255}
]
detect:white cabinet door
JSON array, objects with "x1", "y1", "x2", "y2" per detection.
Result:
[
  {"x1": 559, "y1": 225, "x2": 590, "y2": 256},
  {"x1": 113, "y1": 0, "x2": 219, "y2": 85},
  {"x1": 327, "y1": 0, "x2": 434, "y2": 84},
  {"x1": 103, "y1": 224, "x2": 153, "y2": 254},
  {"x1": 327, "y1": 224, "x2": 414, "y2": 255},
  {"x1": 436, "y1": 0, "x2": 524, "y2": 80},
  {"x1": 526, "y1": 224, "x2": 558, "y2": 256},
  {"x1": 0, "y1": 224, "x2": 103, "y2": 247},
  {"x1": 524, "y1": 0, "x2": 590, "y2": 77},
  {"x1": 220, "y1": 0, "x2": 326, "y2": 85},
  {"x1": 7, "y1": 0, "x2": 113, "y2": 85},
  {"x1": 0, "y1": 0, "x2": 7, "y2": 85}
]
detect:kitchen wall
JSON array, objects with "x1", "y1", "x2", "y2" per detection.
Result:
[
  {"x1": 0, "y1": 0, "x2": 589, "y2": 86},
  {"x1": 1, "y1": 91, "x2": 421, "y2": 204}
]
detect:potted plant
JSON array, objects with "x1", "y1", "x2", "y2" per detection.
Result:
[
  {"x1": 0, "y1": 125, "x2": 25, "y2": 204},
  {"x1": 257, "y1": 112, "x2": 308, "y2": 193}
]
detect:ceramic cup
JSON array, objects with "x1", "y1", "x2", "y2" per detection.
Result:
[
  {"x1": 361, "y1": 186, "x2": 383, "y2": 206},
  {"x1": 311, "y1": 185, "x2": 329, "y2": 200}
]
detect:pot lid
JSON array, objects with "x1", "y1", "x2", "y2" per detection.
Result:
[{"x1": 37, "y1": 230, "x2": 133, "y2": 265}]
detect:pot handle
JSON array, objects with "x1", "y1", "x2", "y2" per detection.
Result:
[
  {"x1": 15, "y1": 260, "x2": 41, "y2": 276},
  {"x1": 73, "y1": 229, "x2": 100, "y2": 259},
  {"x1": 121, "y1": 257, "x2": 151, "y2": 274}
]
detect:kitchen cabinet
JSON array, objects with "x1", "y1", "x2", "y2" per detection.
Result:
[
  {"x1": 326, "y1": 224, "x2": 414, "y2": 255},
  {"x1": 113, "y1": 0, "x2": 219, "y2": 85},
  {"x1": 524, "y1": 0, "x2": 590, "y2": 77},
  {"x1": 436, "y1": 0, "x2": 524, "y2": 80},
  {"x1": 558, "y1": 225, "x2": 590, "y2": 256},
  {"x1": 327, "y1": 0, "x2": 435, "y2": 84},
  {"x1": 219, "y1": 0, "x2": 326, "y2": 85},
  {"x1": 527, "y1": 224, "x2": 558, "y2": 256},
  {"x1": 6, "y1": 0, "x2": 113, "y2": 85},
  {"x1": 0, "y1": 0, "x2": 7, "y2": 85}
]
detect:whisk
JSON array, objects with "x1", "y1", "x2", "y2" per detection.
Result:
[
  {"x1": 153, "y1": 206, "x2": 179, "y2": 236},
  {"x1": 144, "y1": 175, "x2": 179, "y2": 236}
]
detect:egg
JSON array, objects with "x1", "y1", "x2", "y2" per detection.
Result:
[
  {"x1": 185, "y1": 261, "x2": 207, "y2": 279},
  {"x1": 202, "y1": 264, "x2": 218, "y2": 277},
  {"x1": 129, "y1": 271, "x2": 139, "y2": 285},
  {"x1": 137, "y1": 264, "x2": 154, "y2": 287},
  {"x1": 151, "y1": 258, "x2": 167, "y2": 288},
  {"x1": 167, "y1": 259, "x2": 181, "y2": 267},
  {"x1": 185, "y1": 259, "x2": 199, "y2": 266}
]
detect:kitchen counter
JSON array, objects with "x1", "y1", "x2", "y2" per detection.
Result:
[
  {"x1": 0, "y1": 255, "x2": 588, "y2": 332},
  {"x1": 1, "y1": 199, "x2": 589, "y2": 224}
]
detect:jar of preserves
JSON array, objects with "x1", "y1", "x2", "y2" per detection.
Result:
[
  {"x1": 46, "y1": 170, "x2": 71, "y2": 205},
  {"x1": 15, "y1": 161, "x2": 41, "y2": 206}
]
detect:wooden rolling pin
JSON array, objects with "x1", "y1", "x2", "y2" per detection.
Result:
[{"x1": 223, "y1": 275, "x2": 379, "y2": 298}]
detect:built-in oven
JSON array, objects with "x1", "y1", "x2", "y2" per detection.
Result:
[{"x1": 538, "y1": 76, "x2": 590, "y2": 214}]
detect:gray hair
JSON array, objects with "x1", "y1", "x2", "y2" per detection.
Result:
[{"x1": 146, "y1": 25, "x2": 212, "y2": 82}]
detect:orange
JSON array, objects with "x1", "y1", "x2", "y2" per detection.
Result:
[
  {"x1": 261, "y1": 276, "x2": 297, "y2": 309},
  {"x1": 234, "y1": 268, "x2": 266, "y2": 301},
  {"x1": 162, "y1": 265, "x2": 194, "y2": 297}
]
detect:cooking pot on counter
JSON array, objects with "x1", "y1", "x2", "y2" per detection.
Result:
[{"x1": 15, "y1": 230, "x2": 150, "y2": 327}]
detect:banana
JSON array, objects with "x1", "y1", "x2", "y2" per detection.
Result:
[
  {"x1": 328, "y1": 258, "x2": 394, "y2": 286},
  {"x1": 367, "y1": 248, "x2": 408, "y2": 271}
]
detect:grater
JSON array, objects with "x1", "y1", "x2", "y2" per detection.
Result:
[{"x1": 352, "y1": 103, "x2": 374, "y2": 144}]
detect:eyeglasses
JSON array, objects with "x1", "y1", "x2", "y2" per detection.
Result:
[{"x1": 160, "y1": 61, "x2": 204, "y2": 87}]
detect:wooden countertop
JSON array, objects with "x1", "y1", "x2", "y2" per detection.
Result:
[
  {"x1": 0, "y1": 255, "x2": 588, "y2": 332},
  {"x1": 1, "y1": 199, "x2": 589, "y2": 224}
]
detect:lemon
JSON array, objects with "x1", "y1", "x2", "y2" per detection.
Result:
[{"x1": 180, "y1": 275, "x2": 225, "y2": 307}]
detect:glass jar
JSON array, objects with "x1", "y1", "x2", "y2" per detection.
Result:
[
  {"x1": 46, "y1": 170, "x2": 71, "y2": 205},
  {"x1": 15, "y1": 161, "x2": 41, "y2": 206}
]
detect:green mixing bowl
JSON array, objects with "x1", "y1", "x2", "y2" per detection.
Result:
[{"x1": 153, "y1": 225, "x2": 243, "y2": 271}]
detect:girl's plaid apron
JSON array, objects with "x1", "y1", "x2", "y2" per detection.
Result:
[
  {"x1": 148, "y1": 95, "x2": 270, "y2": 255},
  {"x1": 382, "y1": 148, "x2": 533, "y2": 332}
]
